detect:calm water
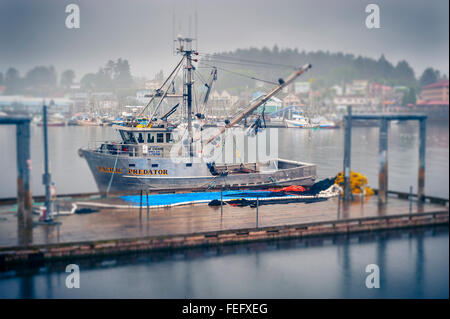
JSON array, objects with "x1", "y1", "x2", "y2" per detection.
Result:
[
  {"x1": 0, "y1": 122, "x2": 448, "y2": 198},
  {"x1": 0, "y1": 226, "x2": 448, "y2": 298}
]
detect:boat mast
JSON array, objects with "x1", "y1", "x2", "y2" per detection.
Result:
[{"x1": 177, "y1": 36, "x2": 198, "y2": 157}]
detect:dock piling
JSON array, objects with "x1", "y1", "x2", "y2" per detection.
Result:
[
  {"x1": 139, "y1": 190, "x2": 143, "y2": 218},
  {"x1": 418, "y1": 119, "x2": 426, "y2": 202},
  {"x1": 343, "y1": 106, "x2": 352, "y2": 202},
  {"x1": 256, "y1": 196, "x2": 259, "y2": 228},
  {"x1": 409, "y1": 185, "x2": 413, "y2": 215},
  {"x1": 220, "y1": 188, "x2": 223, "y2": 216},
  {"x1": 42, "y1": 104, "x2": 53, "y2": 222},
  {"x1": 146, "y1": 191, "x2": 149, "y2": 218},
  {"x1": 337, "y1": 190, "x2": 341, "y2": 218},
  {"x1": 378, "y1": 118, "x2": 389, "y2": 205},
  {"x1": 16, "y1": 120, "x2": 33, "y2": 244}
]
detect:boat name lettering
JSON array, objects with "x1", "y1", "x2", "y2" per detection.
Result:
[
  {"x1": 97, "y1": 166, "x2": 122, "y2": 174},
  {"x1": 97, "y1": 166, "x2": 168, "y2": 176},
  {"x1": 127, "y1": 169, "x2": 168, "y2": 175}
]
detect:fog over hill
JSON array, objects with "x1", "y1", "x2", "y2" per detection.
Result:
[{"x1": 0, "y1": 0, "x2": 448, "y2": 81}]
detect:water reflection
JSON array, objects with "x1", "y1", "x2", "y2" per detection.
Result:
[{"x1": 2, "y1": 225, "x2": 447, "y2": 299}]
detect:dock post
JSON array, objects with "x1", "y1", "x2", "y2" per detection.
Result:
[
  {"x1": 139, "y1": 190, "x2": 143, "y2": 218},
  {"x1": 220, "y1": 188, "x2": 223, "y2": 215},
  {"x1": 42, "y1": 104, "x2": 53, "y2": 221},
  {"x1": 256, "y1": 196, "x2": 259, "y2": 228},
  {"x1": 378, "y1": 118, "x2": 389, "y2": 205},
  {"x1": 16, "y1": 121, "x2": 33, "y2": 245},
  {"x1": 146, "y1": 191, "x2": 149, "y2": 218},
  {"x1": 337, "y1": 190, "x2": 341, "y2": 218},
  {"x1": 343, "y1": 106, "x2": 352, "y2": 202},
  {"x1": 418, "y1": 119, "x2": 426, "y2": 202},
  {"x1": 409, "y1": 185, "x2": 413, "y2": 215}
]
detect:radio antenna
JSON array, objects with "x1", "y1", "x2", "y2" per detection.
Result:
[{"x1": 195, "y1": 10, "x2": 198, "y2": 51}]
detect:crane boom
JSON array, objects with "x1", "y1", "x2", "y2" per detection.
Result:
[
  {"x1": 205, "y1": 63, "x2": 312, "y2": 145},
  {"x1": 203, "y1": 68, "x2": 217, "y2": 107}
]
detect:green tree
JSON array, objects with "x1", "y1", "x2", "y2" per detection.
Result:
[
  {"x1": 94, "y1": 68, "x2": 112, "y2": 89},
  {"x1": 80, "y1": 73, "x2": 97, "y2": 90},
  {"x1": 420, "y1": 68, "x2": 440, "y2": 87},
  {"x1": 60, "y1": 69, "x2": 76, "y2": 88},
  {"x1": 113, "y1": 58, "x2": 133, "y2": 88},
  {"x1": 394, "y1": 60, "x2": 416, "y2": 86},
  {"x1": 5, "y1": 67, "x2": 22, "y2": 94},
  {"x1": 205, "y1": 47, "x2": 419, "y2": 92},
  {"x1": 25, "y1": 66, "x2": 57, "y2": 88},
  {"x1": 402, "y1": 87, "x2": 416, "y2": 105}
]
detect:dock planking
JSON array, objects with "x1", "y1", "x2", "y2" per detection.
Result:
[{"x1": 0, "y1": 194, "x2": 448, "y2": 250}]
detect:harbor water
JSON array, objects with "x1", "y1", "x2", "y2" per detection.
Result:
[{"x1": 0, "y1": 226, "x2": 448, "y2": 298}]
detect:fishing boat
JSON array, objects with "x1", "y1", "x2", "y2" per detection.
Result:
[
  {"x1": 77, "y1": 117, "x2": 102, "y2": 126},
  {"x1": 285, "y1": 113, "x2": 337, "y2": 129},
  {"x1": 310, "y1": 116, "x2": 338, "y2": 129},
  {"x1": 35, "y1": 113, "x2": 66, "y2": 127},
  {"x1": 285, "y1": 113, "x2": 318, "y2": 128},
  {"x1": 79, "y1": 37, "x2": 317, "y2": 194}
]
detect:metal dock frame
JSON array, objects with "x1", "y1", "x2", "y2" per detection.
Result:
[{"x1": 343, "y1": 107, "x2": 427, "y2": 205}]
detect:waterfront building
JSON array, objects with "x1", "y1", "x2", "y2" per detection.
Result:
[
  {"x1": 333, "y1": 95, "x2": 379, "y2": 108},
  {"x1": 346, "y1": 80, "x2": 369, "y2": 96},
  {"x1": 251, "y1": 92, "x2": 283, "y2": 113},
  {"x1": 331, "y1": 84, "x2": 344, "y2": 96},
  {"x1": 0, "y1": 95, "x2": 74, "y2": 114},
  {"x1": 136, "y1": 90, "x2": 154, "y2": 104},
  {"x1": 369, "y1": 82, "x2": 393, "y2": 98},
  {"x1": 209, "y1": 90, "x2": 239, "y2": 116},
  {"x1": 144, "y1": 80, "x2": 162, "y2": 90},
  {"x1": 283, "y1": 94, "x2": 302, "y2": 107},
  {"x1": 419, "y1": 80, "x2": 449, "y2": 105}
]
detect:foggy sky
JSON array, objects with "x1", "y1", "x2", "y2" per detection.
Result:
[{"x1": 0, "y1": 0, "x2": 448, "y2": 81}]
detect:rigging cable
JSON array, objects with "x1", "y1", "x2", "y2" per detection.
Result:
[
  {"x1": 199, "y1": 62, "x2": 278, "y2": 85},
  {"x1": 198, "y1": 53, "x2": 298, "y2": 69},
  {"x1": 193, "y1": 69, "x2": 211, "y2": 115},
  {"x1": 138, "y1": 56, "x2": 185, "y2": 118},
  {"x1": 199, "y1": 58, "x2": 294, "y2": 70},
  {"x1": 149, "y1": 57, "x2": 185, "y2": 121}
]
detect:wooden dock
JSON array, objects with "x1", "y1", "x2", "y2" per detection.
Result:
[{"x1": 0, "y1": 193, "x2": 448, "y2": 268}]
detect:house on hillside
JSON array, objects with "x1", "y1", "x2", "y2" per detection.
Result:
[
  {"x1": 251, "y1": 92, "x2": 283, "y2": 113},
  {"x1": 418, "y1": 80, "x2": 449, "y2": 106},
  {"x1": 283, "y1": 94, "x2": 302, "y2": 107}
]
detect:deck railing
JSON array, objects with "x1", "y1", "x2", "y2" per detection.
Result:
[{"x1": 86, "y1": 141, "x2": 167, "y2": 158}]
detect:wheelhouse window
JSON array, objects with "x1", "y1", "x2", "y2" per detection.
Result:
[
  {"x1": 120, "y1": 131, "x2": 137, "y2": 144},
  {"x1": 147, "y1": 133, "x2": 154, "y2": 143},
  {"x1": 138, "y1": 133, "x2": 144, "y2": 143},
  {"x1": 166, "y1": 133, "x2": 173, "y2": 143},
  {"x1": 157, "y1": 133, "x2": 164, "y2": 143}
]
